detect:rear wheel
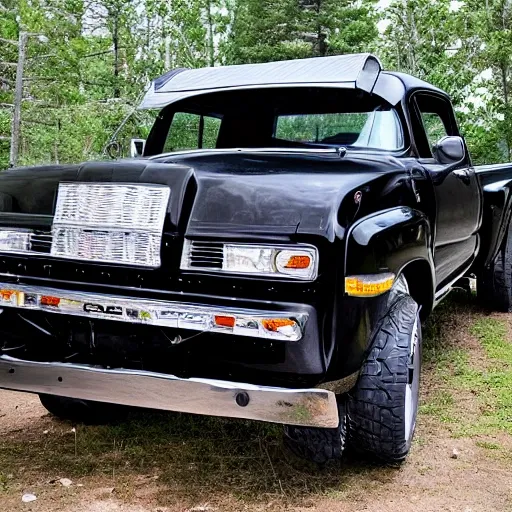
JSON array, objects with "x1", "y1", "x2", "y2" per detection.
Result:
[
  {"x1": 39, "y1": 394, "x2": 129, "y2": 424},
  {"x1": 347, "y1": 276, "x2": 421, "y2": 463},
  {"x1": 478, "y1": 221, "x2": 512, "y2": 312}
]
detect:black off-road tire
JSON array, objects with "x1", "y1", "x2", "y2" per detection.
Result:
[
  {"x1": 347, "y1": 280, "x2": 421, "y2": 463},
  {"x1": 478, "y1": 221, "x2": 512, "y2": 312},
  {"x1": 39, "y1": 394, "x2": 129, "y2": 425},
  {"x1": 283, "y1": 401, "x2": 347, "y2": 464}
]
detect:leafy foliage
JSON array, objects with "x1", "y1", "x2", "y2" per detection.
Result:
[
  {"x1": 226, "y1": 0, "x2": 378, "y2": 63},
  {"x1": 382, "y1": 0, "x2": 512, "y2": 163},
  {"x1": 1, "y1": 0, "x2": 512, "y2": 166}
]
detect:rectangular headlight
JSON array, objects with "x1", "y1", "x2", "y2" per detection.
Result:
[
  {"x1": 0, "y1": 229, "x2": 32, "y2": 254},
  {"x1": 181, "y1": 240, "x2": 318, "y2": 280}
]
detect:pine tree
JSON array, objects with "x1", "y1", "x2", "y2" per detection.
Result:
[{"x1": 226, "y1": 0, "x2": 379, "y2": 64}]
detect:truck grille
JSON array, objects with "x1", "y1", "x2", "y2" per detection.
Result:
[
  {"x1": 29, "y1": 232, "x2": 52, "y2": 253},
  {"x1": 181, "y1": 240, "x2": 224, "y2": 269},
  {"x1": 51, "y1": 183, "x2": 170, "y2": 268}
]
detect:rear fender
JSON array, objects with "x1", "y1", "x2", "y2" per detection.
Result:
[{"x1": 477, "y1": 179, "x2": 512, "y2": 268}]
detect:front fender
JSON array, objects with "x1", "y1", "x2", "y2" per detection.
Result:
[
  {"x1": 344, "y1": 207, "x2": 435, "y2": 308},
  {"x1": 322, "y1": 207, "x2": 434, "y2": 384}
]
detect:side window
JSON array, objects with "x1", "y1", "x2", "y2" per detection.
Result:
[
  {"x1": 163, "y1": 112, "x2": 221, "y2": 153},
  {"x1": 414, "y1": 94, "x2": 457, "y2": 158},
  {"x1": 421, "y1": 112, "x2": 448, "y2": 149}
]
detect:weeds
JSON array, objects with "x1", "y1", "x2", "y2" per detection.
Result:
[{"x1": 0, "y1": 473, "x2": 9, "y2": 492}]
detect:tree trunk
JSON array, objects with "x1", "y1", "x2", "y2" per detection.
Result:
[
  {"x1": 165, "y1": 35, "x2": 171, "y2": 69},
  {"x1": 407, "y1": 1, "x2": 418, "y2": 75},
  {"x1": 500, "y1": 3, "x2": 511, "y2": 161},
  {"x1": 113, "y1": 16, "x2": 120, "y2": 98},
  {"x1": 9, "y1": 31, "x2": 27, "y2": 168},
  {"x1": 315, "y1": 0, "x2": 327, "y2": 56},
  {"x1": 207, "y1": 0, "x2": 215, "y2": 66}
]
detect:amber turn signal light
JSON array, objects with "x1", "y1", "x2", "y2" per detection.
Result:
[
  {"x1": 261, "y1": 318, "x2": 296, "y2": 332},
  {"x1": 345, "y1": 273, "x2": 395, "y2": 297},
  {"x1": 284, "y1": 255, "x2": 311, "y2": 269},
  {"x1": 0, "y1": 289, "x2": 15, "y2": 301},
  {"x1": 214, "y1": 315, "x2": 236, "y2": 328},
  {"x1": 41, "y1": 295, "x2": 60, "y2": 307}
]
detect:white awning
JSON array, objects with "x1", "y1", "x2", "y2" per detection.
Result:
[{"x1": 139, "y1": 53, "x2": 383, "y2": 109}]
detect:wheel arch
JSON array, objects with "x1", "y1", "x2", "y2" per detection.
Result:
[
  {"x1": 344, "y1": 206, "x2": 435, "y2": 318},
  {"x1": 400, "y1": 259, "x2": 434, "y2": 319},
  {"x1": 325, "y1": 207, "x2": 434, "y2": 382}
]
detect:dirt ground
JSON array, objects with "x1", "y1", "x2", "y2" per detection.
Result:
[{"x1": 0, "y1": 293, "x2": 511, "y2": 512}]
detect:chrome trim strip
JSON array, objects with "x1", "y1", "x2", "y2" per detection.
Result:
[
  {"x1": 0, "y1": 281, "x2": 307, "y2": 341},
  {"x1": 0, "y1": 355, "x2": 339, "y2": 428}
]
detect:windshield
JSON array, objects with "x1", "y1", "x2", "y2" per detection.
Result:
[
  {"x1": 143, "y1": 87, "x2": 405, "y2": 156},
  {"x1": 274, "y1": 110, "x2": 403, "y2": 151}
]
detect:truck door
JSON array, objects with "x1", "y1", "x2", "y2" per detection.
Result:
[{"x1": 412, "y1": 93, "x2": 482, "y2": 290}]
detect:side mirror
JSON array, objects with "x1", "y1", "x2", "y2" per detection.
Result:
[
  {"x1": 432, "y1": 136, "x2": 465, "y2": 165},
  {"x1": 130, "y1": 138, "x2": 146, "y2": 158}
]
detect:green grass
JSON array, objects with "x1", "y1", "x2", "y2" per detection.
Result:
[
  {"x1": 0, "y1": 472, "x2": 9, "y2": 492},
  {"x1": 475, "y1": 440, "x2": 502, "y2": 450},
  {"x1": 465, "y1": 318, "x2": 512, "y2": 434},
  {"x1": 419, "y1": 389, "x2": 456, "y2": 423},
  {"x1": 419, "y1": 292, "x2": 512, "y2": 438},
  {"x1": 0, "y1": 407, "x2": 398, "y2": 504}
]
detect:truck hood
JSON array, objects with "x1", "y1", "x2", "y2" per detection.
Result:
[{"x1": 0, "y1": 151, "x2": 404, "y2": 240}]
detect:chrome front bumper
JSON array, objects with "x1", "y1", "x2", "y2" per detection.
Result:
[{"x1": 0, "y1": 356, "x2": 339, "y2": 428}]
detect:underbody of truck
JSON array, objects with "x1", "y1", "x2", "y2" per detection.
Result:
[{"x1": 2, "y1": 53, "x2": 512, "y2": 465}]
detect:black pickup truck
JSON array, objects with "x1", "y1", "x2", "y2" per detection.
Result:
[{"x1": 0, "y1": 53, "x2": 511, "y2": 465}]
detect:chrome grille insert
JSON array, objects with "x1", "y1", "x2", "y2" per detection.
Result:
[
  {"x1": 51, "y1": 183, "x2": 170, "y2": 268},
  {"x1": 0, "y1": 229, "x2": 52, "y2": 256},
  {"x1": 29, "y1": 233, "x2": 52, "y2": 252}
]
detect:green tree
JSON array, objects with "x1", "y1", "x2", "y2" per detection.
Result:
[
  {"x1": 381, "y1": 0, "x2": 474, "y2": 102},
  {"x1": 226, "y1": 0, "x2": 378, "y2": 64},
  {"x1": 461, "y1": 0, "x2": 512, "y2": 163},
  {"x1": 382, "y1": 0, "x2": 509, "y2": 164}
]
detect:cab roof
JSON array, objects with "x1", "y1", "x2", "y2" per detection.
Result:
[{"x1": 139, "y1": 54, "x2": 446, "y2": 110}]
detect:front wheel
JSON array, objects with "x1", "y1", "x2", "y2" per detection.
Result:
[
  {"x1": 283, "y1": 401, "x2": 347, "y2": 464},
  {"x1": 347, "y1": 276, "x2": 421, "y2": 463},
  {"x1": 39, "y1": 394, "x2": 129, "y2": 424}
]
